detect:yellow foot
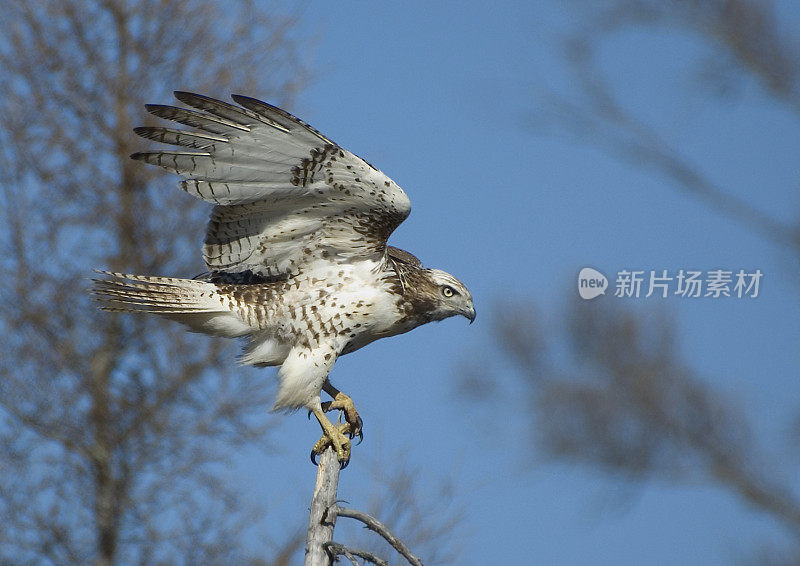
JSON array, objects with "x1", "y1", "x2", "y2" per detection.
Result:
[
  {"x1": 321, "y1": 391, "x2": 363, "y2": 443},
  {"x1": 310, "y1": 422, "x2": 354, "y2": 468}
]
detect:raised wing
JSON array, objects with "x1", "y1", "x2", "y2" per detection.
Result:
[{"x1": 132, "y1": 92, "x2": 411, "y2": 277}]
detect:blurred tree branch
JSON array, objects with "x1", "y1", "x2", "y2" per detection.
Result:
[
  {"x1": 534, "y1": 0, "x2": 800, "y2": 251},
  {"x1": 0, "y1": 1, "x2": 308, "y2": 563},
  {"x1": 462, "y1": 298, "x2": 800, "y2": 548}
]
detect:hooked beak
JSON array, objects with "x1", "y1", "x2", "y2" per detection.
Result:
[{"x1": 464, "y1": 301, "x2": 476, "y2": 325}]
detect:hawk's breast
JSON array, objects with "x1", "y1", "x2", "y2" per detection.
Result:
[{"x1": 269, "y1": 257, "x2": 404, "y2": 353}]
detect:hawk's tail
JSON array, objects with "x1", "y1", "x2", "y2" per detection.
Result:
[
  {"x1": 92, "y1": 271, "x2": 225, "y2": 313},
  {"x1": 91, "y1": 271, "x2": 251, "y2": 338}
]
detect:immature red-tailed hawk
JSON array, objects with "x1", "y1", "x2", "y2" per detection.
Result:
[{"x1": 93, "y1": 92, "x2": 474, "y2": 466}]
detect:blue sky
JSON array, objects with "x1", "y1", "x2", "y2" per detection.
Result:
[{"x1": 228, "y1": 3, "x2": 800, "y2": 564}]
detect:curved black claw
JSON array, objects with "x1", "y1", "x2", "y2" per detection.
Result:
[
  {"x1": 351, "y1": 416, "x2": 364, "y2": 445},
  {"x1": 310, "y1": 447, "x2": 350, "y2": 469}
]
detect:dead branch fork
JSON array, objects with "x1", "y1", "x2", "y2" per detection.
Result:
[{"x1": 304, "y1": 448, "x2": 424, "y2": 566}]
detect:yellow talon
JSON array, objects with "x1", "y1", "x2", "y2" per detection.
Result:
[
  {"x1": 309, "y1": 407, "x2": 354, "y2": 467},
  {"x1": 321, "y1": 388, "x2": 363, "y2": 442}
]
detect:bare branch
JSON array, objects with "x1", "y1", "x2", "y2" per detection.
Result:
[
  {"x1": 324, "y1": 542, "x2": 391, "y2": 566},
  {"x1": 333, "y1": 506, "x2": 424, "y2": 566},
  {"x1": 303, "y1": 444, "x2": 442, "y2": 566},
  {"x1": 305, "y1": 447, "x2": 342, "y2": 566}
]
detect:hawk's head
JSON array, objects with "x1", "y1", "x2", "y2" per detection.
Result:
[{"x1": 423, "y1": 269, "x2": 475, "y2": 324}]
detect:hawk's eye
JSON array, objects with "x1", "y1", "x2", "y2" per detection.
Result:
[{"x1": 441, "y1": 285, "x2": 457, "y2": 298}]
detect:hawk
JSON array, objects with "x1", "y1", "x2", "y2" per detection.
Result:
[{"x1": 93, "y1": 92, "x2": 475, "y2": 466}]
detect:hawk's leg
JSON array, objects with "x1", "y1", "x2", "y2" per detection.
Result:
[
  {"x1": 322, "y1": 381, "x2": 363, "y2": 442},
  {"x1": 310, "y1": 407, "x2": 353, "y2": 468}
]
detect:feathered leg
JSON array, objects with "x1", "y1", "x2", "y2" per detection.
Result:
[{"x1": 273, "y1": 347, "x2": 356, "y2": 467}]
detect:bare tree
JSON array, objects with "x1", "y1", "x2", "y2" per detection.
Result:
[
  {"x1": 460, "y1": 0, "x2": 800, "y2": 562},
  {"x1": 0, "y1": 1, "x2": 308, "y2": 563}
]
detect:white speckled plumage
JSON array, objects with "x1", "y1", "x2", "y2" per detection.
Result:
[{"x1": 93, "y1": 92, "x2": 474, "y2": 415}]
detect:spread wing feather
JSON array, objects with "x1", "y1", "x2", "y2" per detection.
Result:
[{"x1": 132, "y1": 91, "x2": 411, "y2": 277}]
